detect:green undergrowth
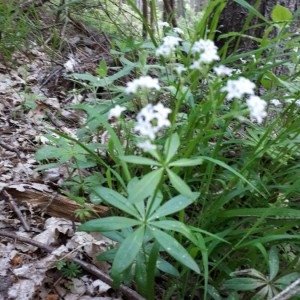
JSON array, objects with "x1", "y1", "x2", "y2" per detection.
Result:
[
  {"x1": 0, "y1": 2, "x2": 35, "y2": 60},
  {"x1": 35, "y1": 1, "x2": 300, "y2": 299}
]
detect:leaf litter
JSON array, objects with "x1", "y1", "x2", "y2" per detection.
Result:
[{"x1": 0, "y1": 6, "x2": 134, "y2": 300}]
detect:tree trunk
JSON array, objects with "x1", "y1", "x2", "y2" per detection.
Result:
[
  {"x1": 216, "y1": 0, "x2": 298, "y2": 52},
  {"x1": 142, "y1": 0, "x2": 148, "y2": 38},
  {"x1": 163, "y1": 0, "x2": 177, "y2": 27}
]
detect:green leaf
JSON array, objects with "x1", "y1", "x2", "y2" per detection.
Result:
[
  {"x1": 111, "y1": 226, "x2": 145, "y2": 276},
  {"x1": 275, "y1": 272, "x2": 300, "y2": 286},
  {"x1": 35, "y1": 145, "x2": 61, "y2": 161},
  {"x1": 217, "y1": 207, "x2": 300, "y2": 220},
  {"x1": 190, "y1": 226, "x2": 230, "y2": 244},
  {"x1": 119, "y1": 155, "x2": 160, "y2": 166},
  {"x1": 230, "y1": 269, "x2": 266, "y2": 281},
  {"x1": 166, "y1": 168, "x2": 194, "y2": 197},
  {"x1": 146, "y1": 242, "x2": 160, "y2": 298},
  {"x1": 128, "y1": 169, "x2": 164, "y2": 204},
  {"x1": 223, "y1": 277, "x2": 265, "y2": 291},
  {"x1": 96, "y1": 60, "x2": 108, "y2": 77},
  {"x1": 200, "y1": 156, "x2": 264, "y2": 196},
  {"x1": 78, "y1": 217, "x2": 141, "y2": 232},
  {"x1": 271, "y1": 4, "x2": 293, "y2": 22},
  {"x1": 164, "y1": 133, "x2": 180, "y2": 163},
  {"x1": 156, "y1": 257, "x2": 180, "y2": 277},
  {"x1": 268, "y1": 246, "x2": 279, "y2": 280},
  {"x1": 148, "y1": 194, "x2": 198, "y2": 220},
  {"x1": 146, "y1": 191, "x2": 164, "y2": 217},
  {"x1": 207, "y1": 284, "x2": 222, "y2": 300},
  {"x1": 238, "y1": 234, "x2": 300, "y2": 248},
  {"x1": 150, "y1": 220, "x2": 197, "y2": 244},
  {"x1": 93, "y1": 187, "x2": 139, "y2": 218},
  {"x1": 169, "y1": 158, "x2": 203, "y2": 167},
  {"x1": 234, "y1": 0, "x2": 268, "y2": 22},
  {"x1": 150, "y1": 227, "x2": 200, "y2": 273}
]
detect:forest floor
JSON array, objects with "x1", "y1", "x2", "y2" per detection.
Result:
[{"x1": 0, "y1": 8, "x2": 144, "y2": 300}]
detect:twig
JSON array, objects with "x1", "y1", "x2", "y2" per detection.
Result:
[
  {"x1": 0, "y1": 141, "x2": 21, "y2": 158},
  {"x1": 270, "y1": 278, "x2": 300, "y2": 300},
  {"x1": 3, "y1": 190, "x2": 30, "y2": 231},
  {"x1": 0, "y1": 230, "x2": 145, "y2": 300}
]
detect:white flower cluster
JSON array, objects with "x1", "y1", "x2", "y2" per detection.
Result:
[
  {"x1": 190, "y1": 39, "x2": 220, "y2": 67},
  {"x1": 125, "y1": 76, "x2": 160, "y2": 94},
  {"x1": 156, "y1": 36, "x2": 182, "y2": 57},
  {"x1": 246, "y1": 96, "x2": 267, "y2": 124},
  {"x1": 158, "y1": 21, "x2": 170, "y2": 29},
  {"x1": 221, "y1": 77, "x2": 255, "y2": 100},
  {"x1": 135, "y1": 103, "x2": 172, "y2": 151},
  {"x1": 221, "y1": 77, "x2": 267, "y2": 124},
  {"x1": 108, "y1": 105, "x2": 126, "y2": 119},
  {"x1": 213, "y1": 65, "x2": 233, "y2": 76}
]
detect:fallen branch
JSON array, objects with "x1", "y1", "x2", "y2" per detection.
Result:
[
  {"x1": 0, "y1": 230, "x2": 145, "y2": 300},
  {"x1": 3, "y1": 190, "x2": 30, "y2": 231},
  {"x1": 270, "y1": 278, "x2": 300, "y2": 300},
  {"x1": 0, "y1": 141, "x2": 21, "y2": 158}
]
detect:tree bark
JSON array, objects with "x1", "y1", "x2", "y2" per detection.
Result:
[
  {"x1": 142, "y1": 0, "x2": 148, "y2": 38},
  {"x1": 216, "y1": 0, "x2": 298, "y2": 52},
  {"x1": 163, "y1": 0, "x2": 177, "y2": 27}
]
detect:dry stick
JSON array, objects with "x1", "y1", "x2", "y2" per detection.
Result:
[
  {"x1": 0, "y1": 141, "x2": 21, "y2": 158},
  {"x1": 0, "y1": 230, "x2": 145, "y2": 300},
  {"x1": 270, "y1": 278, "x2": 300, "y2": 300},
  {"x1": 3, "y1": 190, "x2": 30, "y2": 231}
]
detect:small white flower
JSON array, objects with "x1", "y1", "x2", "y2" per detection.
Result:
[
  {"x1": 190, "y1": 60, "x2": 201, "y2": 70},
  {"x1": 173, "y1": 27, "x2": 184, "y2": 35},
  {"x1": 125, "y1": 76, "x2": 160, "y2": 94},
  {"x1": 199, "y1": 51, "x2": 220, "y2": 64},
  {"x1": 285, "y1": 98, "x2": 300, "y2": 106},
  {"x1": 221, "y1": 77, "x2": 256, "y2": 100},
  {"x1": 246, "y1": 95, "x2": 267, "y2": 124},
  {"x1": 156, "y1": 45, "x2": 172, "y2": 57},
  {"x1": 270, "y1": 99, "x2": 282, "y2": 107},
  {"x1": 163, "y1": 36, "x2": 182, "y2": 47},
  {"x1": 175, "y1": 64, "x2": 187, "y2": 74},
  {"x1": 134, "y1": 103, "x2": 172, "y2": 142},
  {"x1": 158, "y1": 21, "x2": 170, "y2": 29},
  {"x1": 191, "y1": 39, "x2": 220, "y2": 64},
  {"x1": 108, "y1": 105, "x2": 126, "y2": 119},
  {"x1": 213, "y1": 65, "x2": 233, "y2": 76},
  {"x1": 156, "y1": 36, "x2": 182, "y2": 57},
  {"x1": 136, "y1": 140, "x2": 157, "y2": 151}
]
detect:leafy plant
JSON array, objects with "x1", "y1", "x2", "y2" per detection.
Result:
[
  {"x1": 56, "y1": 260, "x2": 82, "y2": 278},
  {"x1": 223, "y1": 246, "x2": 300, "y2": 299},
  {"x1": 35, "y1": 1, "x2": 300, "y2": 299},
  {"x1": 0, "y1": 2, "x2": 33, "y2": 59}
]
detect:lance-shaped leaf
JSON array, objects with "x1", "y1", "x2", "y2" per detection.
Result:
[
  {"x1": 119, "y1": 155, "x2": 161, "y2": 166},
  {"x1": 150, "y1": 227, "x2": 200, "y2": 274},
  {"x1": 148, "y1": 193, "x2": 199, "y2": 221},
  {"x1": 111, "y1": 225, "x2": 145, "y2": 276},
  {"x1": 93, "y1": 187, "x2": 139, "y2": 218},
  {"x1": 78, "y1": 217, "x2": 141, "y2": 232},
  {"x1": 150, "y1": 220, "x2": 197, "y2": 245},
  {"x1": 128, "y1": 168, "x2": 164, "y2": 204},
  {"x1": 166, "y1": 168, "x2": 194, "y2": 198},
  {"x1": 169, "y1": 157, "x2": 203, "y2": 167},
  {"x1": 223, "y1": 277, "x2": 265, "y2": 291},
  {"x1": 268, "y1": 246, "x2": 279, "y2": 281},
  {"x1": 164, "y1": 133, "x2": 180, "y2": 163}
]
